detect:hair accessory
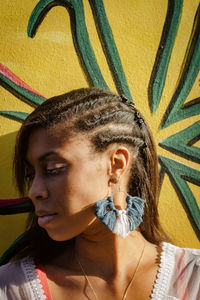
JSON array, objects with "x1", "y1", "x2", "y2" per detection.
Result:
[
  {"x1": 140, "y1": 141, "x2": 147, "y2": 150},
  {"x1": 120, "y1": 94, "x2": 144, "y2": 127},
  {"x1": 120, "y1": 94, "x2": 135, "y2": 110},
  {"x1": 94, "y1": 193, "x2": 145, "y2": 238},
  {"x1": 134, "y1": 111, "x2": 144, "y2": 128}
]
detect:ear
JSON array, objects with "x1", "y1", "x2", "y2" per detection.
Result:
[{"x1": 108, "y1": 146, "x2": 131, "y2": 182}]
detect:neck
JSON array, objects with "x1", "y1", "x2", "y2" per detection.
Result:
[
  {"x1": 45, "y1": 225, "x2": 159, "y2": 300},
  {"x1": 74, "y1": 226, "x2": 146, "y2": 280}
]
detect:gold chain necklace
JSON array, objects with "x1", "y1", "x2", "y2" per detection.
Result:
[{"x1": 75, "y1": 240, "x2": 146, "y2": 300}]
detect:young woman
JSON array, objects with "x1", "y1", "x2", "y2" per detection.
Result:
[{"x1": 0, "y1": 88, "x2": 199, "y2": 299}]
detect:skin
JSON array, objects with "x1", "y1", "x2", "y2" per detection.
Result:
[{"x1": 26, "y1": 126, "x2": 159, "y2": 300}]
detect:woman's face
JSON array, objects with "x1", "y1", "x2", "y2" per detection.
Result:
[{"x1": 26, "y1": 127, "x2": 111, "y2": 241}]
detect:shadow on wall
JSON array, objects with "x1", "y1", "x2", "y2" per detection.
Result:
[{"x1": 0, "y1": 131, "x2": 28, "y2": 257}]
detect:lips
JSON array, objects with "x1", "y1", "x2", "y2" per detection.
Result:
[{"x1": 36, "y1": 210, "x2": 57, "y2": 227}]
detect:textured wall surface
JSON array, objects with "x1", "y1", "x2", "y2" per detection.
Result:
[{"x1": 0, "y1": 0, "x2": 199, "y2": 258}]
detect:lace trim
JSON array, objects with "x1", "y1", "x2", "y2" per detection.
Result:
[
  {"x1": 21, "y1": 257, "x2": 46, "y2": 300},
  {"x1": 150, "y1": 242, "x2": 177, "y2": 300}
]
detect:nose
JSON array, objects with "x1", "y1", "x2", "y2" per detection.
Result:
[{"x1": 28, "y1": 175, "x2": 48, "y2": 202}]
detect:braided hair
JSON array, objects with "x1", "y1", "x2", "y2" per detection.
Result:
[{"x1": 14, "y1": 87, "x2": 167, "y2": 263}]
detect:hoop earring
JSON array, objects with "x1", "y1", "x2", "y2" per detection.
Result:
[{"x1": 94, "y1": 188, "x2": 146, "y2": 238}]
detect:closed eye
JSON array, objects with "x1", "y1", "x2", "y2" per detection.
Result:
[{"x1": 46, "y1": 166, "x2": 67, "y2": 176}]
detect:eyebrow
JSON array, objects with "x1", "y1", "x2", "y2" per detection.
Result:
[
  {"x1": 38, "y1": 151, "x2": 58, "y2": 162},
  {"x1": 25, "y1": 151, "x2": 61, "y2": 166}
]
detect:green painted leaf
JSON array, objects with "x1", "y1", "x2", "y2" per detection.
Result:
[
  {"x1": 161, "y1": 4, "x2": 200, "y2": 128},
  {"x1": 89, "y1": 0, "x2": 133, "y2": 101},
  {"x1": 0, "y1": 111, "x2": 29, "y2": 123},
  {"x1": 159, "y1": 121, "x2": 200, "y2": 163},
  {"x1": 163, "y1": 100, "x2": 200, "y2": 129},
  {"x1": 158, "y1": 155, "x2": 200, "y2": 237},
  {"x1": 0, "y1": 73, "x2": 45, "y2": 106},
  {"x1": 159, "y1": 166, "x2": 166, "y2": 191},
  {"x1": 148, "y1": 0, "x2": 183, "y2": 113},
  {"x1": 27, "y1": 0, "x2": 109, "y2": 90}
]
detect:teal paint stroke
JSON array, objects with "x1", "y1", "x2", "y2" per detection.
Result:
[
  {"x1": 89, "y1": 0, "x2": 133, "y2": 101},
  {"x1": 158, "y1": 166, "x2": 166, "y2": 196},
  {"x1": 159, "y1": 121, "x2": 200, "y2": 163},
  {"x1": 161, "y1": 4, "x2": 200, "y2": 128},
  {"x1": 0, "y1": 111, "x2": 29, "y2": 123},
  {"x1": 28, "y1": 0, "x2": 109, "y2": 90},
  {"x1": 148, "y1": 0, "x2": 183, "y2": 113},
  {"x1": 0, "y1": 230, "x2": 32, "y2": 266},
  {"x1": 0, "y1": 74, "x2": 45, "y2": 107},
  {"x1": 159, "y1": 155, "x2": 200, "y2": 238}
]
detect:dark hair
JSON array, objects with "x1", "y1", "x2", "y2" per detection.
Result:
[{"x1": 14, "y1": 87, "x2": 167, "y2": 263}]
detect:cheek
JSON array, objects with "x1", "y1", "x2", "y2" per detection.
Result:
[
  {"x1": 77, "y1": 165, "x2": 108, "y2": 196},
  {"x1": 46, "y1": 208, "x2": 95, "y2": 241},
  {"x1": 60, "y1": 164, "x2": 108, "y2": 212},
  {"x1": 44, "y1": 165, "x2": 108, "y2": 241}
]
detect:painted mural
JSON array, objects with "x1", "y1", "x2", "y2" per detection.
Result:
[{"x1": 0, "y1": 0, "x2": 200, "y2": 262}]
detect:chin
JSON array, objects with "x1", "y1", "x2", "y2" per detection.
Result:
[{"x1": 46, "y1": 229, "x2": 77, "y2": 242}]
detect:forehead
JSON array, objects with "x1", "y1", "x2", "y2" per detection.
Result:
[{"x1": 26, "y1": 126, "x2": 94, "y2": 163}]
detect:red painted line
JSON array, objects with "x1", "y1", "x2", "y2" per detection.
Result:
[
  {"x1": 0, "y1": 197, "x2": 30, "y2": 207},
  {"x1": 0, "y1": 63, "x2": 45, "y2": 98}
]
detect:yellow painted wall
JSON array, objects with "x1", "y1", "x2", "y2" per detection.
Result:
[{"x1": 0, "y1": 0, "x2": 199, "y2": 256}]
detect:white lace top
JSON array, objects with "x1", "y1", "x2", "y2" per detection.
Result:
[{"x1": 0, "y1": 242, "x2": 199, "y2": 299}]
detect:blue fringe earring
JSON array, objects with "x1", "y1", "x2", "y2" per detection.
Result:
[{"x1": 94, "y1": 193, "x2": 146, "y2": 238}]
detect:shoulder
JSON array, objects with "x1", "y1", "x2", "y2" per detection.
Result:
[
  {"x1": 172, "y1": 243, "x2": 200, "y2": 279},
  {"x1": 0, "y1": 257, "x2": 37, "y2": 299},
  {"x1": 151, "y1": 242, "x2": 200, "y2": 300},
  {"x1": 0, "y1": 259, "x2": 23, "y2": 285},
  {"x1": 163, "y1": 242, "x2": 200, "y2": 298},
  {"x1": 162, "y1": 241, "x2": 200, "y2": 267}
]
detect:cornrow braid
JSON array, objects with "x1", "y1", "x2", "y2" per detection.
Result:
[
  {"x1": 92, "y1": 132, "x2": 145, "y2": 152},
  {"x1": 14, "y1": 87, "x2": 167, "y2": 263},
  {"x1": 24, "y1": 92, "x2": 122, "y2": 128},
  {"x1": 75, "y1": 103, "x2": 134, "y2": 131}
]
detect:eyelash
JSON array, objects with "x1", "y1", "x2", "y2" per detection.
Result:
[
  {"x1": 46, "y1": 167, "x2": 66, "y2": 176},
  {"x1": 25, "y1": 166, "x2": 66, "y2": 181}
]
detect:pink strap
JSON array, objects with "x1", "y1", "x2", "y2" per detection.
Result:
[{"x1": 36, "y1": 265, "x2": 53, "y2": 300}]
